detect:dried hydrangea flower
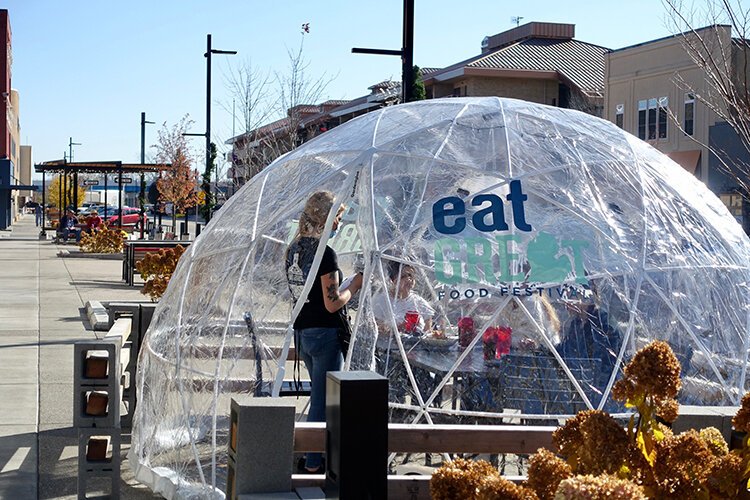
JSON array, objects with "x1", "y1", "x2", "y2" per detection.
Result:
[
  {"x1": 732, "y1": 392, "x2": 750, "y2": 433},
  {"x1": 525, "y1": 448, "x2": 573, "y2": 500},
  {"x1": 705, "y1": 452, "x2": 743, "y2": 498},
  {"x1": 652, "y1": 430, "x2": 714, "y2": 496},
  {"x1": 477, "y1": 475, "x2": 539, "y2": 500},
  {"x1": 553, "y1": 412, "x2": 585, "y2": 461},
  {"x1": 553, "y1": 474, "x2": 646, "y2": 499},
  {"x1": 552, "y1": 410, "x2": 630, "y2": 475},
  {"x1": 618, "y1": 340, "x2": 682, "y2": 402},
  {"x1": 430, "y1": 458, "x2": 498, "y2": 500},
  {"x1": 655, "y1": 398, "x2": 679, "y2": 424},
  {"x1": 698, "y1": 427, "x2": 729, "y2": 457}
]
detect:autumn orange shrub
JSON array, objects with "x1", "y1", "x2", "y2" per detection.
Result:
[
  {"x1": 136, "y1": 245, "x2": 185, "y2": 301},
  {"x1": 79, "y1": 224, "x2": 127, "y2": 253}
]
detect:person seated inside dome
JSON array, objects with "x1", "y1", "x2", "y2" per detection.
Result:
[
  {"x1": 556, "y1": 287, "x2": 622, "y2": 404},
  {"x1": 497, "y1": 293, "x2": 561, "y2": 352},
  {"x1": 371, "y1": 260, "x2": 435, "y2": 335},
  {"x1": 371, "y1": 260, "x2": 439, "y2": 415}
]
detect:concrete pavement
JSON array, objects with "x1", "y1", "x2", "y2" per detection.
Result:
[{"x1": 0, "y1": 215, "x2": 159, "y2": 499}]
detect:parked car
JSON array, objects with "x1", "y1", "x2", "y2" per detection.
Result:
[
  {"x1": 95, "y1": 206, "x2": 118, "y2": 217},
  {"x1": 106, "y1": 207, "x2": 147, "y2": 228}
]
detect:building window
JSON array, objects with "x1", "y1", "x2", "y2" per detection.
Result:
[
  {"x1": 615, "y1": 104, "x2": 624, "y2": 129},
  {"x1": 684, "y1": 93, "x2": 695, "y2": 136},
  {"x1": 647, "y1": 98, "x2": 658, "y2": 139},
  {"x1": 658, "y1": 96, "x2": 668, "y2": 139},
  {"x1": 638, "y1": 100, "x2": 647, "y2": 139},
  {"x1": 638, "y1": 96, "x2": 668, "y2": 140},
  {"x1": 720, "y1": 192, "x2": 744, "y2": 224}
]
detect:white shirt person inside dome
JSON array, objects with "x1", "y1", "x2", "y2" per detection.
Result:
[{"x1": 372, "y1": 260, "x2": 435, "y2": 335}]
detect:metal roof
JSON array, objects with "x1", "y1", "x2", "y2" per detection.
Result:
[
  {"x1": 427, "y1": 37, "x2": 608, "y2": 96},
  {"x1": 34, "y1": 160, "x2": 163, "y2": 174}
]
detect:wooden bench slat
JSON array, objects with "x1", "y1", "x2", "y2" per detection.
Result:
[{"x1": 293, "y1": 422, "x2": 555, "y2": 455}]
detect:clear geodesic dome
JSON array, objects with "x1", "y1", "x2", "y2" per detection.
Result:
[{"x1": 130, "y1": 97, "x2": 750, "y2": 498}]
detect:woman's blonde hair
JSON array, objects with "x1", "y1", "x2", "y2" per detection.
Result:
[{"x1": 298, "y1": 191, "x2": 339, "y2": 238}]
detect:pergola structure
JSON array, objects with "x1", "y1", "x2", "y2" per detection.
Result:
[{"x1": 34, "y1": 160, "x2": 164, "y2": 238}]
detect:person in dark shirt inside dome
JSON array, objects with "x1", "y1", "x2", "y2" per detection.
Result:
[{"x1": 285, "y1": 191, "x2": 363, "y2": 473}]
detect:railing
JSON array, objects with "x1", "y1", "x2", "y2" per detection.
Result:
[{"x1": 291, "y1": 422, "x2": 555, "y2": 498}]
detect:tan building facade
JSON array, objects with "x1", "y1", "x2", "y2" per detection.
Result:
[
  {"x1": 605, "y1": 25, "x2": 750, "y2": 228},
  {"x1": 423, "y1": 22, "x2": 607, "y2": 116}
]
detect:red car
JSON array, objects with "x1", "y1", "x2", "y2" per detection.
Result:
[{"x1": 107, "y1": 207, "x2": 148, "y2": 228}]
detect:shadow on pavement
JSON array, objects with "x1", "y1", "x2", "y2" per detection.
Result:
[{"x1": 0, "y1": 429, "x2": 161, "y2": 499}]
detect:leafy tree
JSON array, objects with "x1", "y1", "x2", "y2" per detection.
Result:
[
  {"x1": 48, "y1": 174, "x2": 87, "y2": 210},
  {"x1": 154, "y1": 116, "x2": 202, "y2": 228},
  {"x1": 412, "y1": 65, "x2": 426, "y2": 101}
]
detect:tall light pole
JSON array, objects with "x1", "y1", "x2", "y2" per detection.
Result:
[
  {"x1": 69, "y1": 137, "x2": 82, "y2": 210},
  {"x1": 140, "y1": 112, "x2": 155, "y2": 239},
  {"x1": 204, "y1": 34, "x2": 236, "y2": 222},
  {"x1": 352, "y1": 0, "x2": 414, "y2": 102}
]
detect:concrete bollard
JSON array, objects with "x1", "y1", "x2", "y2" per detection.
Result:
[
  {"x1": 325, "y1": 371, "x2": 388, "y2": 500},
  {"x1": 227, "y1": 398, "x2": 296, "y2": 499}
]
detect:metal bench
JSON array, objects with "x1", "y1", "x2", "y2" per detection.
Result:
[{"x1": 123, "y1": 240, "x2": 191, "y2": 285}]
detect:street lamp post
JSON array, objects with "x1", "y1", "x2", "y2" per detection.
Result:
[
  {"x1": 140, "y1": 112, "x2": 155, "y2": 239},
  {"x1": 69, "y1": 137, "x2": 81, "y2": 210},
  {"x1": 352, "y1": 0, "x2": 415, "y2": 102},
  {"x1": 204, "y1": 34, "x2": 237, "y2": 223}
]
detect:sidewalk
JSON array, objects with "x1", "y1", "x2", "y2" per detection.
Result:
[{"x1": 0, "y1": 215, "x2": 158, "y2": 499}]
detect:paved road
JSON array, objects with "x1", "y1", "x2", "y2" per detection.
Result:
[{"x1": 0, "y1": 215, "x2": 159, "y2": 499}]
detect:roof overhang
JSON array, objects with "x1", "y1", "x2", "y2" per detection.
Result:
[
  {"x1": 667, "y1": 150, "x2": 702, "y2": 174},
  {"x1": 424, "y1": 67, "x2": 561, "y2": 85},
  {"x1": 34, "y1": 161, "x2": 164, "y2": 174},
  {"x1": 329, "y1": 101, "x2": 381, "y2": 118}
]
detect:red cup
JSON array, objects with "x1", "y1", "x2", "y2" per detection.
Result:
[
  {"x1": 495, "y1": 326, "x2": 512, "y2": 357},
  {"x1": 458, "y1": 317, "x2": 475, "y2": 348},
  {"x1": 404, "y1": 311, "x2": 420, "y2": 334}
]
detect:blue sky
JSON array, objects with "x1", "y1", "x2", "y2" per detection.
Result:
[{"x1": 5, "y1": 0, "x2": 679, "y2": 177}]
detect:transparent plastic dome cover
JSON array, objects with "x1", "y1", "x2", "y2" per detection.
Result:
[{"x1": 129, "y1": 97, "x2": 750, "y2": 498}]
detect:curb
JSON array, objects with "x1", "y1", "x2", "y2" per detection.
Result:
[
  {"x1": 85, "y1": 300, "x2": 110, "y2": 331},
  {"x1": 57, "y1": 250, "x2": 122, "y2": 260}
]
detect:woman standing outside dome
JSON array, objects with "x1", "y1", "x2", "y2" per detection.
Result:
[{"x1": 285, "y1": 191, "x2": 363, "y2": 473}]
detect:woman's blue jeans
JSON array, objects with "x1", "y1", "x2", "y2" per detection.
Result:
[{"x1": 297, "y1": 327, "x2": 343, "y2": 470}]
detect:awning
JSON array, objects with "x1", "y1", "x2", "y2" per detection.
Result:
[{"x1": 667, "y1": 150, "x2": 701, "y2": 174}]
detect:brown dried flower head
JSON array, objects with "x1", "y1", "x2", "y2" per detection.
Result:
[
  {"x1": 553, "y1": 410, "x2": 630, "y2": 475},
  {"x1": 705, "y1": 452, "x2": 743, "y2": 498},
  {"x1": 652, "y1": 430, "x2": 714, "y2": 497},
  {"x1": 553, "y1": 475, "x2": 646, "y2": 499},
  {"x1": 732, "y1": 392, "x2": 750, "y2": 433},
  {"x1": 553, "y1": 412, "x2": 585, "y2": 461},
  {"x1": 525, "y1": 448, "x2": 573, "y2": 500},
  {"x1": 698, "y1": 427, "x2": 728, "y2": 457},
  {"x1": 618, "y1": 340, "x2": 681, "y2": 402},
  {"x1": 477, "y1": 475, "x2": 539, "y2": 500},
  {"x1": 655, "y1": 398, "x2": 680, "y2": 424},
  {"x1": 430, "y1": 458, "x2": 498, "y2": 500}
]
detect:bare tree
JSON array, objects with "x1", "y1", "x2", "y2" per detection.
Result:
[
  {"x1": 222, "y1": 59, "x2": 275, "y2": 192},
  {"x1": 224, "y1": 59, "x2": 275, "y2": 136},
  {"x1": 664, "y1": 0, "x2": 750, "y2": 192},
  {"x1": 224, "y1": 36, "x2": 336, "y2": 186},
  {"x1": 268, "y1": 33, "x2": 334, "y2": 157}
]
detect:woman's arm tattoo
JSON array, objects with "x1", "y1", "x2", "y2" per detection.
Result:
[{"x1": 326, "y1": 272, "x2": 340, "y2": 303}]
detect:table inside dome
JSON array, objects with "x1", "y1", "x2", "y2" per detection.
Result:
[{"x1": 405, "y1": 346, "x2": 601, "y2": 417}]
